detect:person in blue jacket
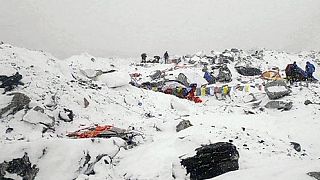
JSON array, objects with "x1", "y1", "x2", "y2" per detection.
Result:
[
  {"x1": 305, "y1": 61, "x2": 316, "y2": 80},
  {"x1": 204, "y1": 71, "x2": 215, "y2": 84}
]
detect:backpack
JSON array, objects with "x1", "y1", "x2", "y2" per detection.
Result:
[{"x1": 310, "y1": 64, "x2": 315, "y2": 72}]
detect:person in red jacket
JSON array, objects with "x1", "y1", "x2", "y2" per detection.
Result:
[{"x1": 186, "y1": 83, "x2": 202, "y2": 103}]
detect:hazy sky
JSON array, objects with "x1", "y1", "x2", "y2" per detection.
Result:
[{"x1": 0, "y1": 0, "x2": 320, "y2": 59}]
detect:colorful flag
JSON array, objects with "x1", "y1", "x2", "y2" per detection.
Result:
[
  {"x1": 223, "y1": 86, "x2": 229, "y2": 95},
  {"x1": 245, "y1": 85, "x2": 250, "y2": 92},
  {"x1": 201, "y1": 87, "x2": 206, "y2": 96},
  {"x1": 196, "y1": 88, "x2": 201, "y2": 96}
]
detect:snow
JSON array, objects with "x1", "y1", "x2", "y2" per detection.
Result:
[
  {"x1": 0, "y1": 44, "x2": 320, "y2": 180},
  {"x1": 266, "y1": 86, "x2": 288, "y2": 92}
]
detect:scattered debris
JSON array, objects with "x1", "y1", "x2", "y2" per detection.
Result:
[
  {"x1": 0, "y1": 153, "x2": 39, "y2": 180},
  {"x1": 0, "y1": 72, "x2": 24, "y2": 93},
  {"x1": 67, "y1": 125, "x2": 143, "y2": 145},
  {"x1": 181, "y1": 142, "x2": 239, "y2": 180}
]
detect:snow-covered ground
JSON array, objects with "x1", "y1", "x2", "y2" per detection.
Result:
[{"x1": 0, "y1": 44, "x2": 320, "y2": 180}]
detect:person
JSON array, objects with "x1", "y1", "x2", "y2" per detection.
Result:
[
  {"x1": 141, "y1": 53, "x2": 147, "y2": 63},
  {"x1": 185, "y1": 83, "x2": 202, "y2": 103},
  {"x1": 305, "y1": 61, "x2": 315, "y2": 80},
  {"x1": 164, "y1": 51, "x2": 169, "y2": 64},
  {"x1": 203, "y1": 71, "x2": 215, "y2": 84}
]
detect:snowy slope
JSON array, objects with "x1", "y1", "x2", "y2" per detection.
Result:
[{"x1": 0, "y1": 44, "x2": 320, "y2": 180}]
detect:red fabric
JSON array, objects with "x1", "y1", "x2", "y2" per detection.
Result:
[
  {"x1": 186, "y1": 87, "x2": 202, "y2": 103},
  {"x1": 68, "y1": 125, "x2": 113, "y2": 138}
]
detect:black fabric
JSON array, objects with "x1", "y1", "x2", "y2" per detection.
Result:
[{"x1": 181, "y1": 142, "x2": 239, "y2": 180}]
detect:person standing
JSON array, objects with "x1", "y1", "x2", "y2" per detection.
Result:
[
  {"x1": 141, "y1": 53, "x2": 147, "y2": 63},
  {"x1": 164, "y1": 51, "x2": 169, "y2": 64},
  {"x1": 305, "y1": 61, "x2": 316, "y2": 80}
]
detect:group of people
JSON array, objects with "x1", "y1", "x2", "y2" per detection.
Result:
[
  {"x1": 285, "y1": 61, "x2": 316, "y2": 83},
  {"x1": 141, "y1": 51, "x2": 169, "y2": 63}
]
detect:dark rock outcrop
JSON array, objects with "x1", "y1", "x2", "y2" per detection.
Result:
[
  {"x1": 0, "y1": 93, "x2": 30, "y2": 118},
  {"x1": 235, "y1": 66, "x2": 262, "y2": 76},
  {"x1": 308, "y1": 172, "x2": 320, "y2": 180},
  {"x1": 181, "y1": 142, "x2": 239, "y2": 180}
]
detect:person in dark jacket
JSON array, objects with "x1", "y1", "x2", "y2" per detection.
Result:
[
  {"x1": 164, "y1": 51, "x2": 169, "y2": 64},
  {"x1": 203, "y1": 71, "x2": 215, "y2": 84},
  {"x1": 141, "y1": 53, "x2": 147, "y2": 63},
  {"x1": 305, "y1": 61, "x2": 316, "y2": 80}
]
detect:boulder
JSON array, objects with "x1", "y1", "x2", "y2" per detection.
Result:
[
  {"x1": 149, "y1": 70, "x2": 162, "y2": 80},
  {"x1": 216, "y1": 65, "x2": 232, "y2": 83},
  {"x1": 308, "y1": 172, "x2": 320, "y2": 180},
  {"x1": 0, "y1": 153, "x2": 39, "y2": 180},
  {"x1": 176, "y1": 73, "x2": 189, "y2": 87},
  {"x1": 0, "y1": 93, "x2": 30, "y2": 118},
  {"x1": 235, "y1": 66, "x2": 262, "y2": 76},
  {"x1": 304, "y1": 100, "x2": 313, "y2": 105},
  {"x1": 290, "y1": 142, "x2": 301, "y2": 152},
  {"x1": 264, "y1": 80, "x2": 291, "y2": 100},
  {"x1": 176, "y1": 120, "x2": 193, "y2": 132},
  {"x1": 265, "y1": 101, "x2": 293, "y2": 111},
  {"x1": 181, "y1": 142, "x2": 239, "y2": 180}
]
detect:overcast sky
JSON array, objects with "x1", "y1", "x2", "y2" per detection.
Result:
[{"x1": 0, "y1": 0, "x2": 319, "y2": 59}]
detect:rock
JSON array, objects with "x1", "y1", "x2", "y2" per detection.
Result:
[
  {"x1": 84, "y1": 98, "x2": 89, "y2": 108},
  {"x1": 33, "y1": 106, "x2": 44, "y2": 113},
  {"x1": 177, "y1": 73, "x2": 189, "y2": 87},
  {"x1": 0, "y1": 153, "x2": 39, "y2": 180},
  {"x1": 176, "y1": 120, "x2": 193, "y2": 132},
  {"x1": 307, "y1": 172, "x2": 320, "y2": 180},
  {"x1": 23, "y1": 109, "x2": 53, "y2": 125},
  {"x1": 304, "y1": 100, "x2": 313, "y2": 105},
  {"x1": 150, "y1": 70, "x2": 162, "y2": 80},
  {"x1": 265, "y1": 101, "x2": 293, "y2": 111},
  {"x1": 264, "y1": 80, "x2": 291, "y2": 100},
  {"x1": 58, "y1": 108, "x2": 74, "y2": 122},
  {"x1": 5, "y1": 127, "x2": 13, "y2": 133},
  {"x1": 0, "y1": 93, "x2": 30, "y2": 118},
  {"x1": 235, "y1": 66, "x2": 262, "y2": 76},
  {"x1": 216, "y1": 65, "x2": 232, "y2": 83},
  {"x1": 290, "y1": 142, "x2": 301, "y2": 152},
  {"x1": 181, "y1": 142, "x2": 239, "y2": 180}
]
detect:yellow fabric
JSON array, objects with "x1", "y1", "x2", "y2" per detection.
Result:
[
  {"x1": 223, "y1": 86, "x2": 229, "y2": 95},
  {"x1": 245, "y1": 85, "x2": 250, "y2": 92},
  {"x1": 201, "y1": 87, "x2": 206, "y2": 96},
  {"x1": 152, "y1": 87, "x2": 157, "y2": 92}
]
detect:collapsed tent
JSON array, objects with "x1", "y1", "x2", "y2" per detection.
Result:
[
  {"x1": 67, "y1": 125, "x2": 142, "y2": 144},
  {"x1": 261, "y1": 70, "x2": 282, "y2": 80}
]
